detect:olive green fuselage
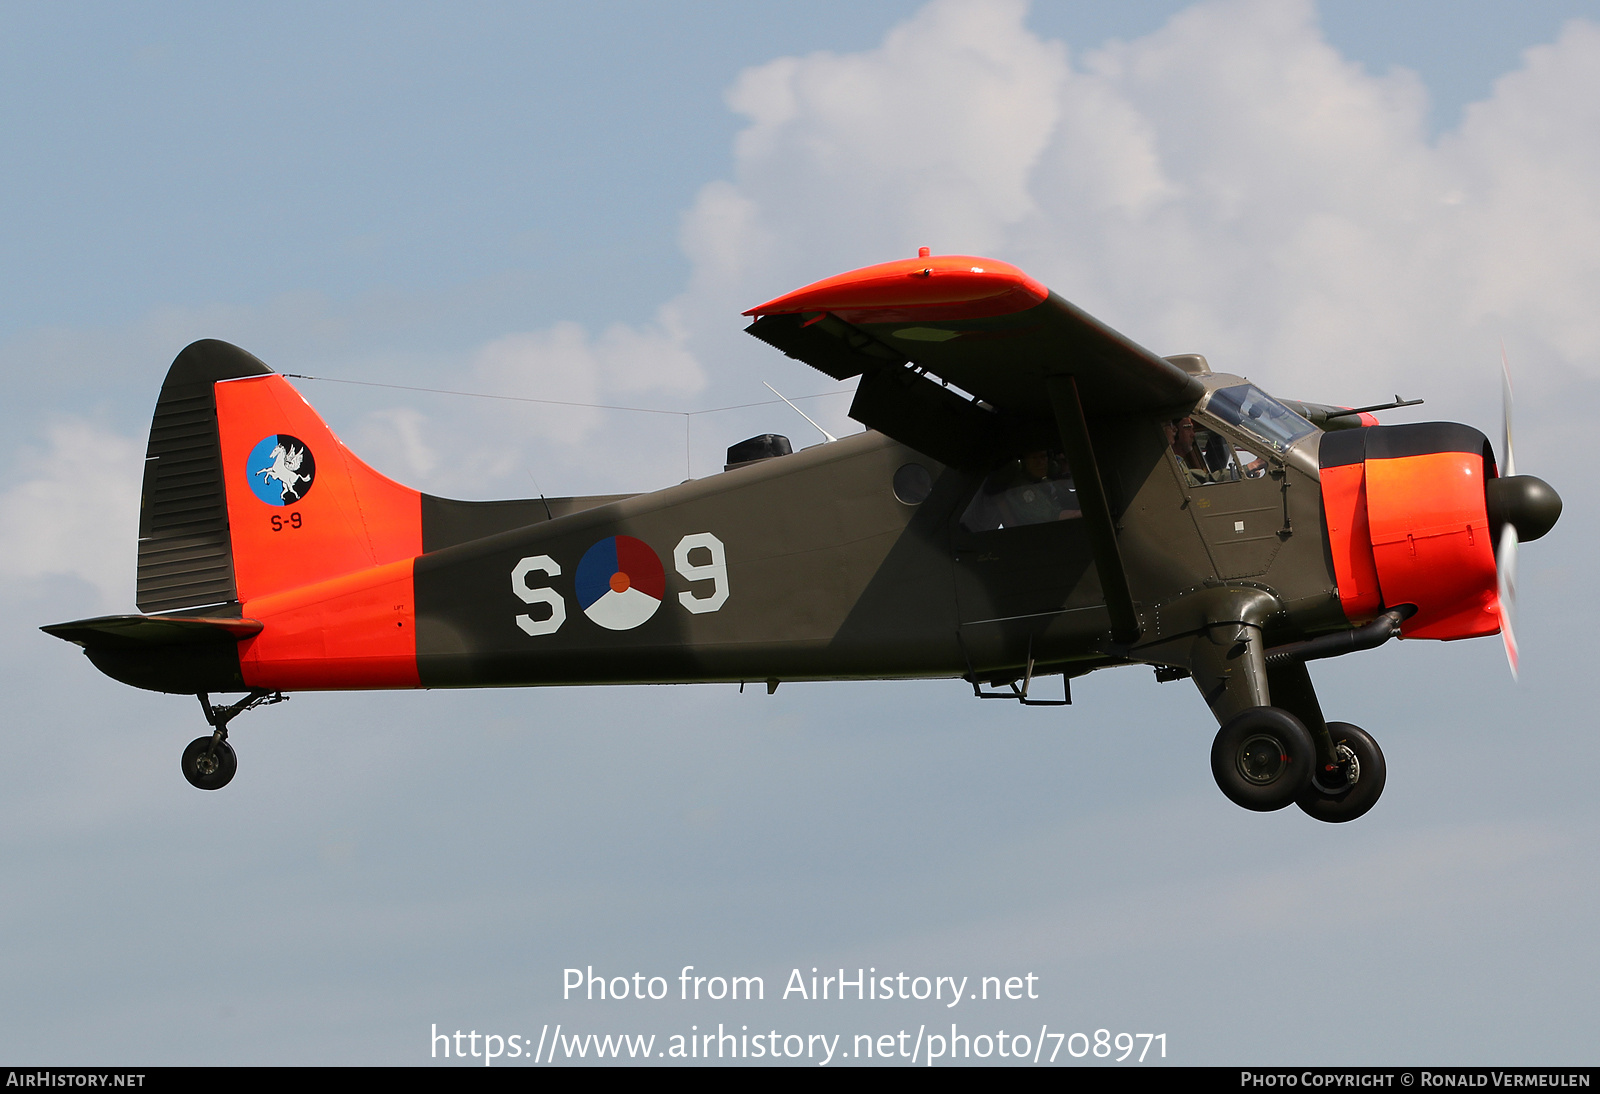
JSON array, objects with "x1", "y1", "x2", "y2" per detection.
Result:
[{"x1": 410, "y1": 399, "x2": 1342, "y2": 692}]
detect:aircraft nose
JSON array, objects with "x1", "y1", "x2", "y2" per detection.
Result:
[{"x1": 1486, "y1": 474, "x2": 1562, "y2": 542}]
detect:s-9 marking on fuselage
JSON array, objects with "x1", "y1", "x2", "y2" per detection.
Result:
[{"x1": 44, "y1": 251, "x2": 1562, "y2": 819}]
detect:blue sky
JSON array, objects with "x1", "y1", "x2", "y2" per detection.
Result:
[
  {"x1": 6, "y1": 0, "x2": 1595, "y2": 333},
  {"x1": 3, "y1": 0, "x2": 1599, "y2": 1065}
]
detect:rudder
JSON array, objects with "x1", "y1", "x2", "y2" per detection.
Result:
[{"x1": 137, "y1": 340, "x2": 272, "y2": 612}]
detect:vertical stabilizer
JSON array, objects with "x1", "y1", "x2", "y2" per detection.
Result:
[
  {"x1": 212, "y1": 368, "x2": 422, "y2": 602},
  {"x1": 136, "y1": 340, "x2": 425, "y2": 614}
]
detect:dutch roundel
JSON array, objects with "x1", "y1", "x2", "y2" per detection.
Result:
[{"x1": 575, "y1": 536, "x2": 666, "y2": 631}]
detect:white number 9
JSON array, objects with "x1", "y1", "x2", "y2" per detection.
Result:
[{"x1": 674, "y1": 532, "x2": 728, "y2": 614}]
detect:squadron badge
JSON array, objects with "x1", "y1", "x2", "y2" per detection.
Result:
[{"x1": 246, "y1": 434, "x2": 316, "y2": 506}]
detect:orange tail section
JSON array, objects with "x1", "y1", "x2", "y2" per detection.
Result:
[
  {"x1": 135, "y1": 340, "x2": 424, "y2": 690},
  {"x1": 137, "y1": 339, "x2": 422, "y2": 612},
  {"x1": 212, "y1": 369, "x2": 421, "y2": 601}
]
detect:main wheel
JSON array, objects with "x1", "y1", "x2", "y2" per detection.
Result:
[
  {"x1": 1296, "y1": 722, "x2": 1385, "y2": 823},
  {"x1": 181, "y1": 736, "x2": 237, "y2": 791},
  {"x1": 1210, "y1": 707, "x2": 1315, "y2": 812}
]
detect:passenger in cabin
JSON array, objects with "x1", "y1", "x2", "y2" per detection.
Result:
[
  {"x1": 1005, "y1": 450, "x2": 1082, "y2": 524},
  {"x1": 960, "y1": 449, "x2": 1081, "y2": 530}
]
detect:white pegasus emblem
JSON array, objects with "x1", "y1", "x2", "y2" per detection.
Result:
[{"x1": 255, "y1": 442, "x2": 311, "y2": 502}]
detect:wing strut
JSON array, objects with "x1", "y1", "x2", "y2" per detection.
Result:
[{"x1": 1045, "y1": 375, "x2": 1140, "y2": 645}]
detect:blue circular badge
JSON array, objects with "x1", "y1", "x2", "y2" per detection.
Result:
[{"x1": 245, "y1": 434, "x2": 316, "y2": 506}]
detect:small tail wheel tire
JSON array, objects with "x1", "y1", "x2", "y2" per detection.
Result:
[
  {"x1": 1211, "y1": 707, "x2": 1315, "y2": 812},
  {"x1": 181, "y1": 736, "x2": 237, "y2": 791},
  {"x1": 1296, "y1": 722, "x2": 1385, "y2": 823}
]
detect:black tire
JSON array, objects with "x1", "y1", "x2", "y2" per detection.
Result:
[
  {"x1": 1297, "y1": 722, "x2": 1385, "y2": 823},
  {"x1": 181, "y1": 736, "x2": 237, "y2": 791},
  {"x1": 1210, "y1": 707, "x2": 1315, "y2": 812}
]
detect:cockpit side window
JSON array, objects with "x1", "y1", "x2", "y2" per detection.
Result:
[
  {"x1": 1164, "y1": 416, "x2": 1268, "y2": 486},
  {"x1": 959, "y1": 449, "x2": 1083, "y2": 532}
]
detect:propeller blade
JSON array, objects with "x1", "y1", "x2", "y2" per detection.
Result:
[
  {"x1": 1498, "y1": 342, "x2": 1518, "y2": 678},
  {"x1": 1500, "y1": 340, "x2": 1516, "y2": 479},
  {"x1": 1499, "y1": 346, "x2": 1517, "y2": 677},
  {"x1": 1497, "y1": 523, "x2": 1519, "y2": 680},
  {"x1": 1491, "y1": 344, "x2": 1561, "y2": 678}
]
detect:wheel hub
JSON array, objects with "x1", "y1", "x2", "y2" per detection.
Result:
[
  {"x1": 1310, "y1": 743, "x2": 1360, "y2": 795},
  {"x1": 1236, "y1": 733, "x2": 1290, "y2": 784}
]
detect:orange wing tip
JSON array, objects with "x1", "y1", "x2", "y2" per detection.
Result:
[{"x1": 743, "y1": 253, "x2": 1048, "y2": 322}]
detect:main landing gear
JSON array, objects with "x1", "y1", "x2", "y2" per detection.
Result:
[
  {"x1": 180, "y1": 690, "x2": 286, "y2": 790},
  {"x1": 1174, "y1": 593, "x2": 1406, "y2": 823},
  {"x1": 1209, "y1": 707, "x2": 1385, "y2": 822}
]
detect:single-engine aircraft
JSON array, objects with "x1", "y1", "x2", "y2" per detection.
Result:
[{"x1": 44, "y1": 251, "x2": 1562, "y2": 820}]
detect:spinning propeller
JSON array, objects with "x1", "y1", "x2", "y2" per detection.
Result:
[{"x1": 1487, "y1": 345, "x2": 1563, "y2": 678}]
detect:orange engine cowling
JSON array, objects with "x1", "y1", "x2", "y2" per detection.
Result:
[{"x1": 1319, "y1": 424, "x2": 1500, "y2": 640}]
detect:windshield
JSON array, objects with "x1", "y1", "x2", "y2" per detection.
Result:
[{"x1": 1203, "y1": 384, "x2": 1317, "y2": 453}]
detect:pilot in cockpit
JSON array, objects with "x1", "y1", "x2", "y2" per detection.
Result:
[{"x1": 1165, "y1": 417, "x2": 1212, "y2": 485}]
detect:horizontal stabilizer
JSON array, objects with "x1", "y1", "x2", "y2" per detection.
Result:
[{"x1": 41, "y1": 614, "x2": 263, "y2": 650}]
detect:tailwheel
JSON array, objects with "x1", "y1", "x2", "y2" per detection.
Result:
[
  {"x1": 178, "y1": 690, "x2": 285, "y2": 790},
  {"x1": 1296, "y1": 722, "x2": 1385, "y2": 823},
  {"x1": 1210, "y1": 707, "x2": 1315, "y2": 812},
  {"x1": 181, "y1": 735, "x2": 237, "y2": 791}
]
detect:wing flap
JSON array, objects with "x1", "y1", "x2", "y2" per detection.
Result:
[
  {"x1": 847, "y1": 367, "x2": 1003, "y2": 474},
  {"x1": 744, "y1": 312, "x2": 907, "y2": 381}
]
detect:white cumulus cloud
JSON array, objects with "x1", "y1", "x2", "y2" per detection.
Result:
[
  {"x1": 0, "y1": 421, "x2": 142, "y2": 607},
  {"x1": 670, "y1": 0, "x2": 1600, "y2": 432}
]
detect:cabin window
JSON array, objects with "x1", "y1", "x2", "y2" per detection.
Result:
[
  {"x1": 892, "y1": 463, "x2": 933, "y2": 505},
  {"x1": 959, "y1": 449, "x2": 1082, "y2": 531}
]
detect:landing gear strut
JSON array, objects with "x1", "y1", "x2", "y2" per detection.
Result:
[{"x1": 179, "y1": 690, "x2": 286, "y2": 791}]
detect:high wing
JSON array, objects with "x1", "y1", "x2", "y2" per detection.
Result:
[
  {"x1": 745, "y1": 252, "x2": 1204, "y2": 643},
  {"x1": 744, "y1": 252, "x2": 1203, "y2": 473}
]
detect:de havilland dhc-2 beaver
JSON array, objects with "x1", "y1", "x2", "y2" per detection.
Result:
[{"x1": 44, "y1": 251, "x2": 1562, "y2": 820}]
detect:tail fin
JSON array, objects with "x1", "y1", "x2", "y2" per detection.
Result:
[{"x1": 137, "y1": 340, "x2": 422, "y2": 612}]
